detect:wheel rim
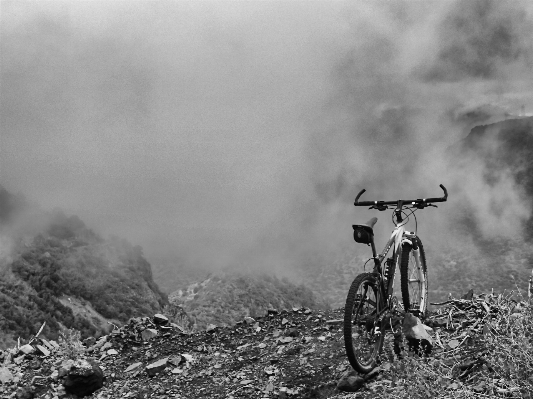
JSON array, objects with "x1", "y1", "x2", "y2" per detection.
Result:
[
  {"x1": 407, "y1": 248, "x2": 427, "y2": 314},
  {"x1": 349, "y1": 283, "x2": 381, "y2": 366}
]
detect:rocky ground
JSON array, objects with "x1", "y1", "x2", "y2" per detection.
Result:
[{"x1": 1, "y1": 291, "x2": 532, "y2": 399}]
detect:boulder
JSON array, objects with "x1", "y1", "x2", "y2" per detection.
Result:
[
  {"x1": 62, "y1": 359, "x2": 104, "y2": 397},
  {"x1": 0, "y1": 366, "x2": 14, "y2": 384},
  {"x1": 19, "y1": 345, "x2": 35, "y2": 355},
  {"x1": 153, "y1": 314, "x2": 169, "y2": 326},
  {"x1": 141, "y1": 329, "x2": 158, "y2": 341}
]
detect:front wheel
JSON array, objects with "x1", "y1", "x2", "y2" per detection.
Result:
[
  {"x1": 343, "y1": 273, "x2": 384, "y2": 373},
  {"x1": 400, "y1": 236, "x2": 428, "y2": 318}
]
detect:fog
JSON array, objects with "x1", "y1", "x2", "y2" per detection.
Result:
[{"x1": 1, "y1": 0, "x2": 532, "y2": 274}]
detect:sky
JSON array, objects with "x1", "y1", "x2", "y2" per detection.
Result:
[{"x1": 1, "y1": 0, "x2": 533, "y2": 274}]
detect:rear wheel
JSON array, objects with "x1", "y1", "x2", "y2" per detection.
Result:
[
  {"x1": 343, "y1": 273, "x2": 384, "y2": 373},
  {"x1": 400, "y1": 236, "x2": 428, "y2": 318}
]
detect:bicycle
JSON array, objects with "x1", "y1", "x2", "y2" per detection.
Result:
[{"x1": 343, "y1": 184, "x2": 448, "y2": 373}]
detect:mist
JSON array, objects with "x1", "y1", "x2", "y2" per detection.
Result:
[{"x1": 1, "y1": 0, "x2": 532, "y2": 276}]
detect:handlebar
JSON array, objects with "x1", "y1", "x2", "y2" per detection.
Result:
[{"x1": 354, "y1": 184, "x2": 448, "y2": 207}]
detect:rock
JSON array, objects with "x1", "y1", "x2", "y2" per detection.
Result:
[
  {"x1": 62, "y1": 359, "x2": 104, "y2": 397},
  {"x1": 0, "y1": 366, "x2": 14, "y2": 384},
  {"x1": 153, "y1": 314, "x2": 169, "y2": 326},
  {"x1": 403, "y1": 313, "x2": 433, "y2": 354},
  {"x1": 243, "y1": 317, "x2": 255, "y2": 325},
  {"x1": 15, "y1": 385, "x2": 35, "y2": 399},
  {"x1": 286, "y1": 328, "x2": 299, "y2": 337},
  {"x1": 14, "y1": 355, "x2": 25, "y2": 364},
  {"x1": 267, "y1": 309, "x2": 279, "y2": 315},
  {"x1": 100, "y1": 342, "x2": 112, "y2": 352},
  {"x1": 107, "y1": 349, "x2": 118, "y2": 356},
  {"x1": 141, "y1": 329, "x2": 158, "y2": 341},
  {"x1": 35, "y1": 345, "x2": 50, "y2": 357},
  {"x1": 146, "y1": 358, "x2": 168, "y2": 377},
  {"x1": 206, "y1": 324, "x2": 218, "y2": 333},
  {"x1": 181, "y1": 354, "x2": 193, "y2": 363},
  {"x1": 48, "y1": 340, "x2": 60, "y2": 350},
  {"x1": 83, "y1": 337, "x2": 96, "y2": 347},
  {"x1": 337, "y1": 369, "x2": 365, "y2": 392},
  {"x1": 19, "y1": 344, "x2": 35, "y2": 355},
  {"x1": 92, "y1": 337, "x2": 107, "y2": 350},
  {"x1": 168, "y1": 356, "x2": 185, "y2": 367},
  {"x1": 125, "y1": 362, "x2": 143, "y2": 373}
]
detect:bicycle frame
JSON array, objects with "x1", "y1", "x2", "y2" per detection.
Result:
[{"x1": 368, "y1": 219, "x2": 427, "y2": 315}]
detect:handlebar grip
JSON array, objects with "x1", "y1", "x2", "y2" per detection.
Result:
[
  {"x1": 424, "y1": 185, "x2": 448, "y2": 203},
  {"x1": 354, "y1": 189, "x2": 366, "y2": 204},
  {"x1": 439, "y1": 184, "x2": 448, "y2": 200}
]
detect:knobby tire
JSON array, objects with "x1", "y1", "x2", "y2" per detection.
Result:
[
  {"x1": 400, "y1": 236, "x2": 428, "y2": 318},
  {"x1": 343, "y1": 273, "x2": 384, "y2": 374}
]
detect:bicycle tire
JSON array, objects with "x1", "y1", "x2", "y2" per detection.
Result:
[
  {"x1": 400, "y1": 236, "x2": 428, "y2": 318},
  {"x1": 343, "y1": 273, "x2": 384, "y2": 373}
]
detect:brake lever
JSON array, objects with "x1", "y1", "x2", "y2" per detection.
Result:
[{"x1": 369, "y1": 205, "x2": 389, "y2": 211}]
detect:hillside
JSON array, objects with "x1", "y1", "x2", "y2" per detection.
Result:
[
  {"x1": 168, "y1": 271, "x2": 330, "y2": 331},
  {"x1": 0, "y1": 290, "x2": 531, "y2": 398},
  {"x1": 0, "y1": 186, "x2": 168, "y2": 349}
]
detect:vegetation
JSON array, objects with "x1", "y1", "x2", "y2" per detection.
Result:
[
  {"x1": 0, "y1": 186, "x2": 167, "y2": 349},
  {"x1": 372, "y1": 293, "x2": 533, "y2": 398}
]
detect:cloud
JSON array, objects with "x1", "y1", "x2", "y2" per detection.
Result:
[{"x1": 1, "y1": 0, "x2": 532, "y2": 275}]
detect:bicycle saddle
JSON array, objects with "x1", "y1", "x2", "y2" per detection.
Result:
[
  {"x1": 353, "y1": 217, "x2": 378, "y2": 234},
  {"x1": 352, "y1": 217, "x2": 378, "y2": 244}
]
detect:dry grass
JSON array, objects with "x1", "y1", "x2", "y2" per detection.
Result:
[{"x1": 372, "y1": 292, "x2": 533, "y2": 398}]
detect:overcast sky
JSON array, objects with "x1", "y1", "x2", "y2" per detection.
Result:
[{"x1": 2, "y1": 0, "x2": 533, "y2": 271}]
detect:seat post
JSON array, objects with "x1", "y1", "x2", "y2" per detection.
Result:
[{"x1": 370, "y1": 236, "x2": 379, "y2": 265}]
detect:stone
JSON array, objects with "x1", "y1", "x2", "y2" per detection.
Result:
[
  {"x1": 141, "y1": 329, "x2": 158, "y2": 341},
  {"x1": 168, "y1": 356, "x2": 185, "y2": 367},
  {"x1": 153, "y1": 314, "x2": 169, "y2": 326},
  {"x1": 146, "y1": 358, "x2": 168, "y2": 377},
  {"x1": 100, "y1": 342, "x2": 112, "y2": 352},
  {"x1": 14, "y1": 355, "x2": 25, "y2": 364},
  {"x1": 40, "y1": 338, "x2": 55, "y2": 352},
  {"x1": 125, "y1": 362, "x2": 143, "y2": 373},
  {"x1": 337, "y1": 369, "x2": 365, "y2": 392},
  {"x1": 243, "y1": 317, "x2": 255, "y2": 325},
  {"x1": 48, "y1": 340, "x2": 60, "y2": 350},
  {"x1": 403, "y1": 313, "x2": 433, "y2": 354},
  {"x1": 62, "y1": 359, "x2": 104, "y2": 397},
  {"x1": 0, "y1": 367, "x2": 14, "y2": 384},
  {"x1": 206, "y1": 324, "x2": 218, "y2": 333},
  {"x1": 19, "y1": 345, "x2": 35, "y2": 355},
  {"x1": 181, "y1": 354, "x2": 193, "y2": 363},
  {"x1": 35, "y1": 345, "x2": 50, "y2": 357},
  {"x1": 107, "y1": 349, "x2": 118, "y2": 356},
  {"x1": 15, "y1": 385, "x2": 35, "y2": 399}
]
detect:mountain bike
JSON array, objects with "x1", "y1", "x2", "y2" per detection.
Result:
[{"x1": 343, "y1": 184, "x2": 448, "y2": 373}]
